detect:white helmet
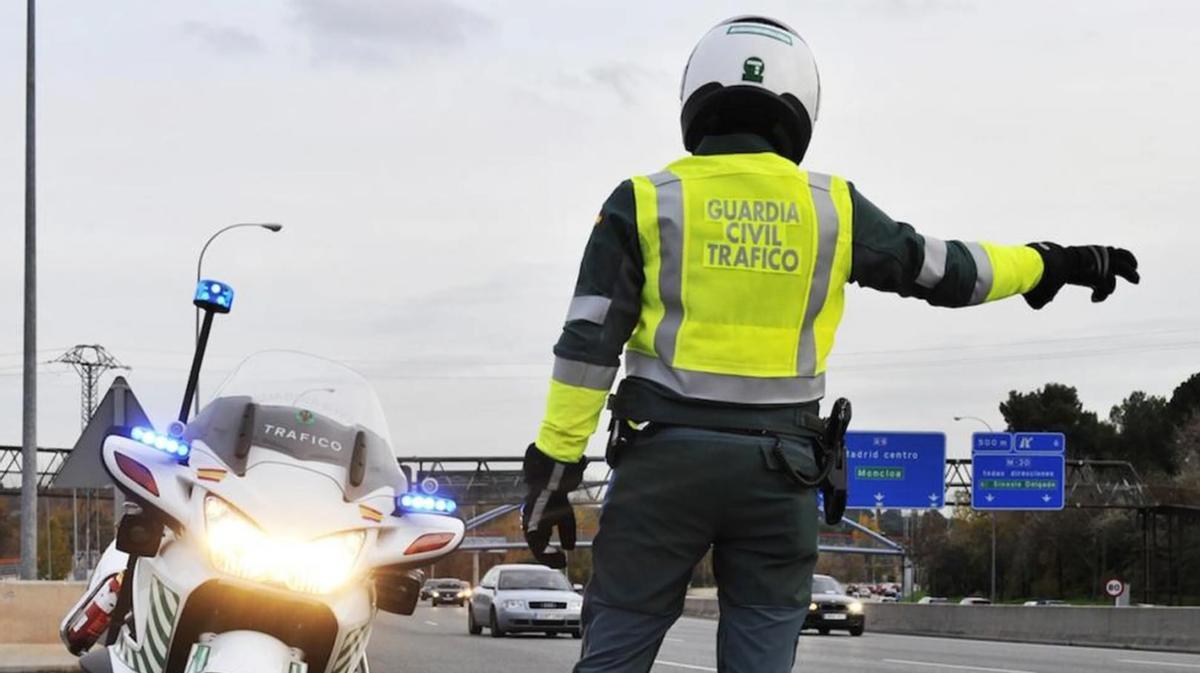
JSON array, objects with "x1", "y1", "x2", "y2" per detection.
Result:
[{"x1": 680, "y1": 16, "x2": 820, "y2": 163}]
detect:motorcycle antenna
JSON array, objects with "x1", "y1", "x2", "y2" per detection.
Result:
[{"x1": 179, "y1": 279, "x2": 234, "y2": 424}]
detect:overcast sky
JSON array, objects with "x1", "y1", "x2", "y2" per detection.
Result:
[{"x1": 2, "y1": 0, "x2": 1198, "y2": 461}]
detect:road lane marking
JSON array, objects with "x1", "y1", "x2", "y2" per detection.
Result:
[
  {"x1": 655, "y1": 660, "x2": 716, "y2": 671},
  {"x1": 883, "y1": 659, "x2": 1038, "y2": 673},
  {"x1": 663, "y1": 637, "x2": 687, "y2": 643},
  {"x1": 1120, "y1": 661, "x2": 1200, "y2": 669},
  {"x1": 424, "y1": 621, "x2": 439, "y2": 626}
]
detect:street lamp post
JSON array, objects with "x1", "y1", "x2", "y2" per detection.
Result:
[
  {"x1": 954, "y1": 414, "x2": 999, "y2": 603},
  {"x1": 193, "y1": 223, "x2": 282, "y2": 417},
  {"x1": 20, "y1": 0, "x2": 37, "y2": 580},
  {"x1": 953, "y1": 415, "x2": 994, "y2": 432}
]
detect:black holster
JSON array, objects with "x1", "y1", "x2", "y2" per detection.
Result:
[
  {"x1": 605, "y1": 416, "x2": 637, "y2": 468},
  {"x1": 819, "y1": 397, "x2": 852, "y2": 525}
]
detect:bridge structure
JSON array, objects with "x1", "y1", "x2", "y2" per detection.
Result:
[
  {"x1": 405, "y1": 454, "x2": 1200, "y2": 603},
  {"x1": 5, "y1": 446, "x2": 1197, "y2": 601}
]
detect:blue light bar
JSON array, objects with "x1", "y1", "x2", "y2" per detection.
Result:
[
  {"x1": 398, "y1": 494, "x2": 457, "y2": 515},
  {"x1": 194, "y1": 279, "x2": 235, "y2": 314},
  {"x1": 130, "y1": 426, "x2": 190, "y2": 460}
]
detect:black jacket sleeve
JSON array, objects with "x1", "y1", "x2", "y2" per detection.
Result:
[
  {"x1": 535, "y1": 181, "x2": 645, "y2": 462},
  {"x1": 553, "y1": 180, "x2": 645, "y2": 366},
  {"x1": 848, "y1": 183, "x2": 1044, "y2": 307}
]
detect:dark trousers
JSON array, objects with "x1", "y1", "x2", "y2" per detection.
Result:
[{"x1": 574, "y1": 426, "x2": 820, "y2": 673}]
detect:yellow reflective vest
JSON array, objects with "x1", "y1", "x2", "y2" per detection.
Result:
[
  {"x1": 624, "y1": 152, "x2": 852, "y2": 404},
  {"x1": 536, "y1": 147, "x2": 1044, "y2": 463}
]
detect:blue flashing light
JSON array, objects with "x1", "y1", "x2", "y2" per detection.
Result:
[
  {"x1": 194, "y1": 279, "x2": 235, "y2": 314},
  {"x1": 130, "y1": 426, "x2": 190, "y2": 460},
  {"x1": 397, "y1": 493, "x2": 457, "y2": 516}
]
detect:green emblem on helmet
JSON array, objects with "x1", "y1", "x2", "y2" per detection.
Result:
[
  {"x1": 296, "y1": 409, "x2": 316, "y2": 425},
  {"x1": 742, "y1": 57, "x2": 765, "y2": 83}
]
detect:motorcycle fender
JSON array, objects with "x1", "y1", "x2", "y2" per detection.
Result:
[{"x1": 184, "y1": 631, "x2": 306, "y2": 673}]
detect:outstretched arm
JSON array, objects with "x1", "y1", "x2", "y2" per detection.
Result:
[{"x1": 848, "y1": 185, "x2": 1137, "y2": 308}]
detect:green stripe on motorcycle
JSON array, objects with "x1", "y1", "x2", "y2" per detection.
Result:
[
  {"x1": 159, "y1": 580, "x2": 180, "y2": 615},
  {"x1": 332, "y1": 629, "x2": 363, "y2": 673},
  {"x1": 146, "y1": 615, "x2": 169, "y2": 668},
  {"x1": 155, "y1": 582, "x2": 175, "y2": 626},
  {"x1": 118, "y1": 633, "x2": 137, "y2": 671},
  {"x1": 136, "y1": 644, "x2": 154, "y2": 673}
]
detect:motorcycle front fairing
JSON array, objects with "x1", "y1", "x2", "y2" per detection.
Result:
[{"x1": 92, "y1": 352, "x2": 464, "y2": 673}]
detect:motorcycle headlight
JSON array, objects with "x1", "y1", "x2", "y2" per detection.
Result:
[
  {"x1": 204, "y1": 496, "x2": 365, "y2": 595},
  {"x1": 848, "y1": 601, "x2": 863, "y2": 614}
]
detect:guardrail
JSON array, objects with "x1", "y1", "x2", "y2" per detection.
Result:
[{"x1": 682, "y1": 598, "x2": 1200, "y2": 653}]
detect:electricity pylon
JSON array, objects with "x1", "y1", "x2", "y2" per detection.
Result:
[{"x1": 51, "y1": 345, "x2": 129, "y2": 429}]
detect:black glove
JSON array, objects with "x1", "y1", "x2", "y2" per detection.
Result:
[
  {"x1": 521, "y1": 444, "x2": 587, "y2": 569},
  {"x1": 1023, "y1": 243, "x2": 1139, "y2": 309}
]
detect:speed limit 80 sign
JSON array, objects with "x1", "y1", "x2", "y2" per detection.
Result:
[{"x1": 1105, "y1": 578, "x2": 1125, "y2": 598}]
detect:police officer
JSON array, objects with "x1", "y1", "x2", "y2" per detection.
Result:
[{"x1": 521, "y1": 16, "x2": 1138, "y2": 673}]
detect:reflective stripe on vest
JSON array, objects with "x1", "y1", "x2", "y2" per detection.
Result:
[
  {"x1": 625, "y1": 155, "x2": 852, "y2": 405},
  {"x1": 649, "y1": 171, "x2": 685, "y2": 364}
]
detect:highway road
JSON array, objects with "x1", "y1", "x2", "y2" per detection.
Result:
[{"x1": 367, "y1": 606, "x2": 1200, "y2": 673}]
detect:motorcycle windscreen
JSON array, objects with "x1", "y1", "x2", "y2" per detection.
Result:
[{"x1": 184, "y1": 351, "x2": 405, "y2": 499}]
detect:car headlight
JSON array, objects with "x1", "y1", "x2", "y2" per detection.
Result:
[
  {"x1": 567, "y1": 601, "x2": 582, "y2": 610},
  {"x1": 809, "y1": 602, "x2": 818, "y2": 612},
  {"x1": 204, "y1": 495, "x2": 364, "y2": 595},
  {"x1": 431, "y1": 591, "x2": 440, "y2": 598},
  {"x1": 458, "y1": 590, "x2": 471, "y2": 598},
  {"x1": 848, "y1": 601, "x2": 863, "y2": 614},
  {"x1": 502, "y1": 599, "x2": 525, "y2": 609}
]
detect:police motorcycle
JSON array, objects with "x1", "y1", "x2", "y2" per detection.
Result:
[{"x1": 61, "y1": 280, "x2": 465, "y2": 673}]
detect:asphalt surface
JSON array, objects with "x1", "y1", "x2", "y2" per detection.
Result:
[{"x1": 367, "y1": 605, "x2": 1200, "y2": 673}]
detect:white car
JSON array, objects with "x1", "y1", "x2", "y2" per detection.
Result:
[
  {"x1": 468, "y1": 564, "x2": 582, "y2": 638},
  {"x1": 959, "y1": 597, "x2": 992, "y2": 605}
]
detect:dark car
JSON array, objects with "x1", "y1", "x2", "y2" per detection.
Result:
[
  {"x1": 803, "y1": 574, "x2": 865, "y2": 636},
  {"x1": 428, "y1": 579, "x2": 471, "y2": 606}
]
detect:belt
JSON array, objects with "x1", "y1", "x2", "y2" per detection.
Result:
[{"x1": 608, "y1": 377, "x2": 824, "y2": 439}]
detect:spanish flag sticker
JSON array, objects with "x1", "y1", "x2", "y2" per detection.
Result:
[
  {"x1": 358, "y1": 504, "x2": 384, "y2": 523},
  {"x1": 196, "y1": 468, "x2": 226, "y2": 483}
]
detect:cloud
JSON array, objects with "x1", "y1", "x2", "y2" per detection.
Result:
[
  {"x1": 179, "y1": 21, "x2": 264, "y2": 55},
  {"x1": 551, "y1": 62, "x2": 667, "y2": 108},
  {"x1": 586, "y1": 63, "x2": 661, "y2": 107},
  {"x1": 290, "y1": 0, "x2": 491, "y2": 66}
]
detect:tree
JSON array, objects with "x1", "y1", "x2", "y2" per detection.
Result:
[
  {"x1": 1171, "y1": 413, "x2": 1200, "y2": 492},
  {"x1": 1169, "y1": 373, "x2": 1200, "y2": 425},
  {"x1": 999, "y1": 384, "x2": 1115, "y2": 460},
  {"x1": 1109, "y1": 391, "x2": 1176, "y2": 475},
  {"x1": 0, "y1": 497, "x2": 15, "y2": 558},
  {"x1": 38, "y1": 509, "x2": 73, "y2": 580}
]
